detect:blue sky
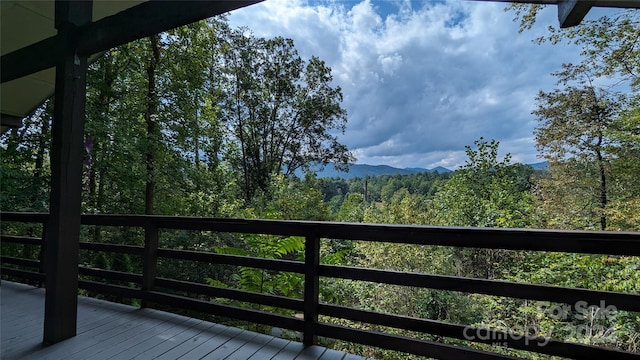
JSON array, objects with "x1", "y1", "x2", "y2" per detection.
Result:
[{"x1": 226, "y1": 0, "x2": 605, "y2": 169}]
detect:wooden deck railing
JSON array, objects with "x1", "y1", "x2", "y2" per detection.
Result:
[{"x1": 1, "y1": 212, "x2": 639, "y2": 359}]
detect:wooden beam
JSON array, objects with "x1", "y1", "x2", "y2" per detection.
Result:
[
  {"x1": 77, "y1": 0, "x2": 264, "y2": 56},
  {"x1": 1, "y1": 36, "x2": 59, "y2": 84},
  {"x1": 2, "y1": 0, "x2": 263, "y2": 83},
  {"x1": 558, "y1": 0, "x2": 593, "y2": 28},
  {"x1": 43, "y1": 0, "x2": 92, "y2": 345},
  {"x1": 0, "y1": 114, "x2": 24, "y2": 128}
]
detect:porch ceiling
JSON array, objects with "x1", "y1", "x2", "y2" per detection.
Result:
[
  {"x1": 0, "y1": 1, "x2": 145, "y2": 131},
  {"x1": 1, "y1": 0, "x2": 264, "y2": 133}
]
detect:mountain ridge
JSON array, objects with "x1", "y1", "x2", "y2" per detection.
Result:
[
  {"x1": 297, "y1": 163, "x2": 450, "y2": 179},
  {"x1": 299, "y1": 161, "x2": 548, "y2": 179}
]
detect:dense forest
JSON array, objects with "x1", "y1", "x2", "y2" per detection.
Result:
[{"x1": 1, "y1": 6, "x2": 639, "y2": 360}]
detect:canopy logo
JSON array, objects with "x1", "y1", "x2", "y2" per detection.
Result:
[{"x1": 463, "y1": 301, "x2": 619, "y2": 348}]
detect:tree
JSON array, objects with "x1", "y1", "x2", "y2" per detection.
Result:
[
  {"x1": 430, "y1": 138, "x2": 533, "y2": 229},
  {"x1": 533, "y1": 64, "x2": 627, "y2": 230},
  {"x1": 84, "y1": 43, "x2": 149, "y2": 215},
  {"x1": 81, "y1": 19, "x2": 235, "y2": 217},
  {"x1": 507, "y1": 6, "x2": 640, "y2": 88},
  {"x1": 508, "y1": 4, "x2": 640, "y2": 231},
  {"x1": 605, "y1": 106, "x2": 640, "y2": 231},
  {"x1": 0, "y1": 101, "x2": 52, "y2": 212},
  {"x1": 252, "y1": 174, "x2": 330, "y2": 221},
  {"x1": 219, "y1": 29, "x2": 353, "y2": 201},
  {"x1": 365, "y1": 188, "x2": 430, "y2": 226},
  {"x1": 160, "y1": 20, "x2": 228, "y2": 216},
  {"x1": 143, "y1": 34, "x2": 161, "y2": 215},
  {"x1": 336, "y1": 193, "x2": 365, "y2": 223},
  {"x1": 429, "y1": 138, "x2": 534, "y2": 279}
]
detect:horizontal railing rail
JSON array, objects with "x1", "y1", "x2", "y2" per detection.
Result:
[
  {"x1": 320, "y1": 265, "x2": 640, "y2": 312},
  {"x1": 1, "y1": 211, "x2": 639, "y2": 359}
]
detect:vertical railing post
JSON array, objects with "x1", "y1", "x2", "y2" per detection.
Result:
[
  {"x1": 38, "y1": 222, "x2": 48, "y2": 288},
  {"x1": 303, "y1": 235, "x2": 320, "y2": 346},
  {"x1": 141, "y1": 220, "x2": 159, "y2": 308}
]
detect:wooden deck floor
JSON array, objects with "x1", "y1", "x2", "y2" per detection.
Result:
[{"x1": 1, "y1": 281, "x2": 368, "y2": 360}]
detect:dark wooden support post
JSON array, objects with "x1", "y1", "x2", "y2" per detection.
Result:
[
  {"x1": 38, "y1": 222, "x2": 48, "y2": 288},
  {"x1": 558, "y1": 0, "x2": 593, "y2": 28},
  {"x1": 43, "y1": 0, "x2": 92, "y2": 345},
  {"x1": 303, "y1": 235, "x2": 320, "y2": 346},
  {"x1": 141, "y1": 220, "x2": 159, "y2": 308}
]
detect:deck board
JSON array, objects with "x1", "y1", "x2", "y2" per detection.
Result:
[
  {"x1": 1, "y1": 281, "x2": 368, "y2": 360},
  {"x1": 246, "y1": 336, "x2": 292, "y2": 359},
  {"x1": 176, "y1": 325, "x2": 245, "y2": 359},
  {"x1": 153, "y1": 323, "x2": 235, "y2": 359},
  {"x1": 199, "y1": 330, "x2": 261, "y2": 359},
  {"x1": 224, "y1": 332, "x2": 279, "y2": 360}
]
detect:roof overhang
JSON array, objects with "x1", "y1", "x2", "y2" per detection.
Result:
[
  {"x1": 0, "y1": 0, "x2": 261, "y2": 132},
  {"x1": 1, "y1": 1, "x2": 147, "y2": 132}
]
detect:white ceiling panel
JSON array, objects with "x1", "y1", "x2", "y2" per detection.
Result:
[{"x1": 1, "y1": 0, "x2": 145, "y2": 121}]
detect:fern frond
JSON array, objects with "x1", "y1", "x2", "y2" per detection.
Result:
[
  {"x1": 322, "y1": 249, "x2": 350, "y2": 265},
  {"x1": 273, "y1": 236, "x2": 305, "y2": 258},
  {"x1": 239, "y1": 266, "x2": 264, "y2": 293}
]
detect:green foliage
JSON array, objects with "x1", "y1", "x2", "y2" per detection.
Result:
[
  {"x1": 318, "y1": 171, "x2": 450, "y2": 206},
  {"x1": 497, "y1": 9, "x2": 640, "y2": 353},
  {"x1": 219, "y1": 28, "x2": 353, "y2": 201},
  {"x1": 211, "y1": 235, "x2": 304, "y2": 300},
  {"x1": 425, "y1": 139, "x2": 535, "y2": 281},
  {"x1": 364, "y1": 189, "x2": 430, "y2": 225},
  {"x1": 606, "y1": 107, "x2": 640, "y2": 231},
  {"x1": 532, "y1": 62, "x2": 633, "y2": 230},
  {"x1": 335, "y1": 193, "x2": 365, "y2": 222},
  {"x1": 0, "y1": 102, "x2": 52, "y2": 212},
  {"x1": 508, "y1": 6, "x2": 640, "y2": 89},
  {"x1": 498, "y1": 253, "x2": 640, "y2": 352},
  {"x1": 255, "y1": 174, "x2": 330, "y2": 221},
  {"x1": 429, "y1": 138, "x2": 534, "y2": 229},
  {"x1": 508, "y1": 3, "x2": 640, "y2": 233},
  {"x1": 533, "y1": 160, "x2": 604, "y2": 230}
]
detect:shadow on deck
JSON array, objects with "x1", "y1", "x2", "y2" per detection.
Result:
[{"x1": 1, "y1": 281, "x2": 367, "y2": 360}]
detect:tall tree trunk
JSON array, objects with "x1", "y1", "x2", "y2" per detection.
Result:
[
  {"x1": 594, "y1": 100, "x2": 607, "y2": 231},
  {"x1": 34, "y1": 108, "x2": 49, "y2": 208},
  {"x1": 590, "y1": 92, "x2": 608, "y2": 231},
  {"x1": 34, "y1": 116, "x2": 48, "y2": 180},
  {"x1": 92, "y1": 54, "x2": 114, "y2": 214},
  {"x1": 145, "y1": 35, "x2": 160, "y2": 215},
  {"x1": 91, "y1": 56, "x2": 114, "y2": 242},
  {"x1": 596, "y1": 140, "x2": 607, "y2": 230},
  {"x1": 233, "y1": 63, "x2": 251, "y2": 202}
]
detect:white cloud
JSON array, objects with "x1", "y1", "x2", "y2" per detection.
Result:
[{"x1": 228, "y1": 0, "x2": 583, "y2": 169}]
